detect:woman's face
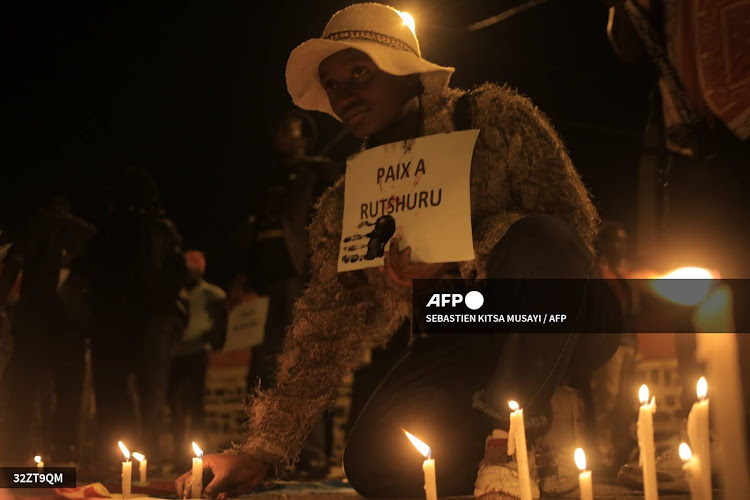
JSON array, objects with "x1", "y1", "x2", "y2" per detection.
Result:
[{"x1": 318, "y1": 49, "x2": 419, "y2": 138}]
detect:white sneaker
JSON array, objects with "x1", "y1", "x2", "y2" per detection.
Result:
[
  {"x1": 535, "y1": 386, "x2": 585, "y2": 497},
  {"x1": 617, "y1": 443, "x2": 688, "y2": 493}
]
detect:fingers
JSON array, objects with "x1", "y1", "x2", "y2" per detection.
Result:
[
  {"x1": 384, "y1": 239, "x2": 413, "y2": 288},
  {"x1": 202, "y1": 471, "x2": 231, "y2": 499},
  {"x1": 175, "y1": 471, "x2": 190, "y2": 497}
]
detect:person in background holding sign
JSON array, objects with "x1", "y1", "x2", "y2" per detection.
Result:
[
  {"x1": 176, "y1": 3, "x2": 620, "y2": 498},
  {"x1": 168, "y1": 250, "x2": 227, "y2": 468}
]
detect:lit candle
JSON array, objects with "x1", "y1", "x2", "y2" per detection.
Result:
[
  {"x1": 402, "y1": 429, "x2": 437, "y2": 500},
  {"x1": 118, "y1": 441, "x2": 132, "y2": 499},
  {"x1": 679, "y1": 443, "x2": 705, "y2": 500},
  {"x1": 132, "y1": 452, "x2": 147, "y2": 485},
  {"x1": 191, "y1": 442, "x2": 204, "y2": 499},
  {"x1": 508, "y1": 401, "x2": 532, "y2": 500},
  {"x1": 637, "y1": 385, "x2": 658, "y2": 500},
  {"x1": 694, "y1": 285, "x2": 750, "y2": 499},
  {"x1": 34, "y1": 455, "x2": 44, "y2": 471},
  {"x1": 687, "y1": 377, "x2": 710, "y2": 500},
  {"x1": 574, "y1": 448, "x2": 593, "y2": 500}
]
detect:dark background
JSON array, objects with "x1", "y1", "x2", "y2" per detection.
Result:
[{"x1": 1, "y1": 0, "x2": 656, "y2": 282}]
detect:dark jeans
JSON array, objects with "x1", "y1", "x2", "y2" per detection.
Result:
[
  {"x1": 168, "y1": 350, "x2": 209, "y2": 460},
  {"x1": 1, "y1": 297, "x2": 85, "y2": 462},
  {"x1": 90, "y1": 302, "x2": 179, "y2": 463},
  {"x1": 344, "y1": 215, "x2": 621, "y2": 498}
]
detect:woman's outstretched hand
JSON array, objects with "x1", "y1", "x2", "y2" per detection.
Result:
[
  {"x1": 175, "y1": 452, "x2": 271, "y2": 499},
  {"x1": 382, "y1": 238, "x2": 457, "y2": 288}
]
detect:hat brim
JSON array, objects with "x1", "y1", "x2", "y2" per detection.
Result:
[{"x1": 286, "y1": 38, "x2": 454, "y2": 119}]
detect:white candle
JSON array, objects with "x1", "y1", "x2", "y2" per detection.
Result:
[
  {"x1": 694, "y1": 285, "x2": 750, "y2": 499},
  {"x1": 191, "y1": 442, "x2": 204, "y2": 499},
  {"x1": 132, "y1": 452, "x2": 148, "y2": 485},
  {"x1": 637, "y1": 385, "x2": 658, "y2": 500},
  {"x1": 574, "y1": 448, "x2": 593, "y2": 500},
  {"x1": 687, "y1": 377, "x2": 711, "y2": 500},
  {"x1": 34, "y1": 456, "x2": 44, "y2": 471},
  {"x1": 508, "y1": 401, "x2": 532, "y2": 500},
  {"x1": 118, "y1": 441, "x2": 132, "y2": 499},
  {"x1": 402, "y1": 429, "x2": 438, "y2": 500},
  {"x1": 680, "y1": 443, "x2": 705, "y2": 500},
  {"x1": 422, "y1": 457, "x2": 437, "y2": 500}
]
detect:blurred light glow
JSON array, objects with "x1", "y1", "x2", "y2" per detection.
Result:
[
  {"x1": 509, "y1": 400, "x2": 520, "y2": 411},
  {"x1": 192, "y1": 442, "x2": 204, "y2": 458},
  {"x1": 679, "y1": 442, "x2": 693, "y2": 461},
  {"x1": 398, "y1": 11, "x2": 416, "y2": 35},
  {"x1": 132, "y1": 452, "x2": 145, "y2": 462},
  {"x1": 651, "y1": 267, "x2": 715, "y2": 306}
]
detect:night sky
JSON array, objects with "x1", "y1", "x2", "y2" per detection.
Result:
[{"x1": 2, "y1": 0, "x2": 656, "y2": 282}]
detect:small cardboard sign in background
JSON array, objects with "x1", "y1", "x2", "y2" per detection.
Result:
[
  {"x1": 338, "y1": 130, "x2": 478, "y2": 272},
  {"x1": 223, "y1": 297, "x2": 269, "y2": 352}
]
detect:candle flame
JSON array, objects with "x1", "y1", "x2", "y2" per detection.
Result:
[
  {"x1": 402, "y1": 429, "x2": 431, "y2": 458},
  {"x1": 397, "y1": 11, "x2": 416, "y2": 35},
  {"x1": 118, "y1": 441, "x2": 130, "y2": 460},
  {"x1": 574, "y1": 448, "x2": 587, "y2": 471},
  {"x1": 697, "y1": 377, "x2": 708, "y2": 400},
  {"x1": 508, "y1": 400, "x2": 520, "y2": 411},
  {"x1": 639, "y1": 384, "x2": 650, "y2": 405},
  {"x1": 679, "y1": 442, "x2": 693, "y2": 461},
  {"x1": 132, "y1": 452, "x2": 145, "y2": 462},
  {"x1": 34, "y1": 456, "x2": 42, "y2": 464},
  {"x1": 192, "y1": 442, "x2": 204, "y2": 458},
  {"x1": 651, "y1": 267, "x2": 715, "y2": 306}
]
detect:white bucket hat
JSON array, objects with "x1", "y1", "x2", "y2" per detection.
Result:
[{"x1": 286, "y1": 3, "x2": 455, "y2": 119}]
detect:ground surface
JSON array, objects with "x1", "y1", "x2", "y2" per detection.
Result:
[{"x1": 3, "y1": 477, "x2": 694, "y2": 500}]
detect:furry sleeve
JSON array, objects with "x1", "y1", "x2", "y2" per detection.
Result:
[
  {"x1": 457, "y1": 84, "x2": 599, "y2": 279},
  {"x1": 236, "y1": 178, "x2": 411, "y2": 466}
]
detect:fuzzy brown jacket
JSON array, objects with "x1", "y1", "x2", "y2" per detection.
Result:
[{"x1": 238, "y1": 83, "x2": 599, "y2": 466}]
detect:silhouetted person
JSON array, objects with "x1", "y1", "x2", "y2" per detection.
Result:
[
  {"x1": 246, "y1": 109, "x2": 341, "y2": 477},
  {"x1": 168, "y1": 250, "x2": 226, "y2": 465},
  {"x1": 79, "y1": 167, "x2": 187, "y2": 467},
  {"x1": 0, "y1": 196, "x2": 94, "y2": 463},
  {"x1": 587, "y1": 222, "x2": 638, "y2": 474}
]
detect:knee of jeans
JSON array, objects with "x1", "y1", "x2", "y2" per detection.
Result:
[{"x1": 486, "y1": 215, "x2": 595, "y2": 279}]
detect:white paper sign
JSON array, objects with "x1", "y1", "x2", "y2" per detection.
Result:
[
  {"x1": 223, "y1": 297, "x2": 270, "y2": 352},
  {"x1": 338, "y1": 130, "x2": 478, "y2": 272}
]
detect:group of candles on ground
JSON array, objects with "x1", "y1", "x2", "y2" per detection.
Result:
[
  {"x1": 111, "y1": 441, "x2": 202, "y2": 498},
  {"x1": 401, "y1": 380, "x2": 710, "y2": 500},
  {"x1": 397, "y1": 269, "x2": 747, "y2": 500},
  {"x1": 94, "y1": 274, "x2": 745, "y2": 499}
]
